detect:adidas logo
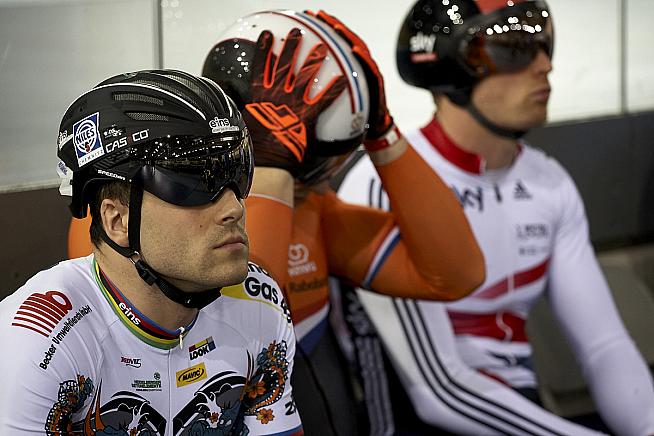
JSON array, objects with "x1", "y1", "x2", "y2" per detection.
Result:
[{"x1": 514, "y1": 180, "x2": 532, "y2": 200}]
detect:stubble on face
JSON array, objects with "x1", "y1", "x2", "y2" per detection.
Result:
[{"x1": 138, "y1": 193, "x2": 250, "y2": 292}]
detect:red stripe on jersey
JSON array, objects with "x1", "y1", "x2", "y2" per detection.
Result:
[
  {"x1": 448, "y1": 311, "x2": 528, "y2": 342},
  {"x1": 18, "y1": 303, "x2": 59, "y2": 327},
  {"x1": 15, "y1": 309, "x2": 56, "y2": 329},
  {"x1": 476, "y1": 0, "x2": 527, "y2": 14},
  {"x1": 474, "y1": 258, "x2": 549, "y2": 299},
  {"x1": 421, "y1": 118, "x2": 485, "y2": 174},
  {"x1": 12, "y1": 316, "x2": 52, "y2": 335},
  {"x1": 478, "y1": 368, "x2": 510, "y2": 385},
  {"x1": 11, "y1": 322, "x2": 49, "y2": 337}
]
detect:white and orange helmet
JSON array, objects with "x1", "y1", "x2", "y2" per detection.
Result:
[{"x1": 202, "y1": 10, "x2": 370, "y2": 182}]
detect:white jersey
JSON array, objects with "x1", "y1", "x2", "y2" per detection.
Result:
[
  {"x1": 336, "y1": 119, "x2": 654, "y2": 436},
  {"x1": 0, "y1": 255, "x2": 303, "y2": 436}
]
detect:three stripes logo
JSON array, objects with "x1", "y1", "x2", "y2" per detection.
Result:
[
  {"x1": 11, "y1": 291, "x2": 73, "y2": 337},
  {"x1": 245, "y1": 102, "x2": 307, "y2": 162}
]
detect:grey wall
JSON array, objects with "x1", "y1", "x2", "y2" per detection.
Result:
[
  {"x1": 1, "y1": 188, "x2": 69, "y2": 297},
  {"x1": 525, "y1": 111, "x2": 654, "y2": 249}
]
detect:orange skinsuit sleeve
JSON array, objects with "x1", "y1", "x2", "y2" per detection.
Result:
[
  {"x1": 245, "y1": 195, "x2": 293, "y2": 287},
  {"x1": 68, "y1": 215, "x2": 93, "y2": 258},
  {"x1": 324, "y1": 145, "x2": 485, "y2": 301}
]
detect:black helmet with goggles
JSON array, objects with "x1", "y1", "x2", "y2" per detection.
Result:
[
  {"x1": 57, "y1": 69, "x2": 253, "y2": 217},
  {"x1": 56, "y1": 69, "x2": 253, "y2": 309},
  {"x1": 397, "y1": 0, "x2": 552, "y2": 138}
]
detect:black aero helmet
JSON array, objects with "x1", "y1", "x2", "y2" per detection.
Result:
[
  {"x1": 56, "y1": 70, "x2": 253, "y2": 309},
  {"x1": 201, "y1": 10, "x2": 370, "y2": 184},
  {"x1": 57, "y1": 69, "x2": 253, "y2": 219},
  {"x1": 397, "y1": 0, "x2": 552, "y2": 137}
]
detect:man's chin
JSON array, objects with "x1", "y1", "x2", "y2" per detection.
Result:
[
  {"x1": 218, "y1": 257, "x2": 250, "y2": 287},
  {"x1": 515, "y1": 110, "x2": 548, "y2": 131},
  {"x1": 165, "y1": 262, "x2": 249, "y2": 293}
]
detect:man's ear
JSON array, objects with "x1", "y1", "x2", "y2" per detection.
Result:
[{"x1": 100, "y1": 198, "x2": 129, "y2": 247}]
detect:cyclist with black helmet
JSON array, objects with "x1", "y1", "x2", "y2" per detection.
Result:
[
  {"x1": 338, "y1": 1, "x2": 654, "y2": 435},
  {"x1": 0, "y1": 70, "x2": 303, "y2": 435}
]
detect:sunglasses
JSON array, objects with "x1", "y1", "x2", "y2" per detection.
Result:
[
  {"x1": 129, "y1": 132, "x2": 253, "y2": 206},
  {"x1": 458, "y1": 3, "x2": 553, "y2": 77}
]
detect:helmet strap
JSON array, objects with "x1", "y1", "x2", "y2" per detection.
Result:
[
  {"x1": 442, "y1": 87, "x2": 526, "y2": 140},
  {"x1": 99, "y1": 185, "x2": 222, "y2": 309},
  {"x1": 465, "y1": 102, "x2": 526, "y2": 139}
]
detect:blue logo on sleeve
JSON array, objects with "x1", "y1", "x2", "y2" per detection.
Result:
[{"x1": 73, "y1": 112, "x2": 104, "y2": 167}]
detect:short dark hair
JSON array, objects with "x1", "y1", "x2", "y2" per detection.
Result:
[{"x1": 89, "y1": 182, "x2": 130, "y2": 247}]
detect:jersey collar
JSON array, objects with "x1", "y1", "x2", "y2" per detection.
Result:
[
  {"x1": 421, "y1": 117, "x2": 487, "y2": 174},
  {"x1": 93, "y1": 259, "x2": 197, "y2": 350}
]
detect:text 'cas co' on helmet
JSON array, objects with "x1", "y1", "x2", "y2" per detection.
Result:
[
  {"x1": 201, "y1": 9, "x2": 371, "y2": 183},
  {"x1": 56, "y1": 69, "x2": 254, "y2": 219}
]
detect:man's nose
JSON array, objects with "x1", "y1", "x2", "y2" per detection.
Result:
[{"x1": 212, "y1": 188, "x2": 245, "y2": 225}]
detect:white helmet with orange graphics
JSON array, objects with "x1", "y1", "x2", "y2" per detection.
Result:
[{"x1": 203, "y1": 10, "x2": 371, "y2": 184}]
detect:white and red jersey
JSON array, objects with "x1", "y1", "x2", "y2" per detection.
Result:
[
  {"x1": 337, "y1": 118, "x2": 654, "y2": 436},
  {"x1": 0, "y1": 255, "x2": 303, "y2": 436}
]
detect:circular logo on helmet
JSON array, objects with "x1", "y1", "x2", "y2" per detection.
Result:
[
  {"x1": 72, "y1": 112, "x2": 105, "y2": 167},
  {"x1": 74, "y1": 120, "x2": 97, "y2": 153}
]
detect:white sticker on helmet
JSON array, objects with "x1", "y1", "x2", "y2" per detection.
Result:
[
  {"x1": 57, "y1": 160, "x2": 73, "y2": 197},
  {"x1": 210, "y1": 117, "x2": 239, "y2": 134},
  {"x1": 57, "y1": 130, "x2": 72, "y2": 150},
  {"x1": 72, "y1": 112, "x2": 105, "y2": 167}
]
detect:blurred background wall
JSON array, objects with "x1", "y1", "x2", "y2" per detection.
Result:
[{"x1": 0, "y1": 0, "x2": 653, "y2": 295}]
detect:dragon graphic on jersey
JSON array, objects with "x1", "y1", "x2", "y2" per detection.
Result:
[
  {"x1": 45, "y1": 374, "x2": 94, "y2": 435},
  {"x1": 243, "y1": 340, "x2": 289, "y2": 416},
  {"x1": 44, "y1": 341, "x2": 290, "y2": 435}
]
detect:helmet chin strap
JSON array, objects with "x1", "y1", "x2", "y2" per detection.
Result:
[
  {"x1": 465, "y1": 102, "x2": 526, "y2": 140},
  {"x1": 442, "y1": 88, "x2": 527, "y2": 140},
  {"x1": 99, "y1": 186, "x2": 222, "y2": 309}
]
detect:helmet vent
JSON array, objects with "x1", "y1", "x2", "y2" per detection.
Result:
[
  {"x1": 164, "y1": 72, "x2": 218, "y2": 112},
  {"x1": 125, "y1": 112, "x2": 170, "y2": 121},
  {"x1": 113, "y1": 92, "x2": 164, "y2": 106},
  {"x1": 133, "y1": 78, "x2": 199, "y2": 110}
]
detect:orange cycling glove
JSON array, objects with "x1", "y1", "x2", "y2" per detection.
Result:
[
  {"x1": 244, "y1": 28, "x2": 347, "y2": 175},
  {"x1": 307, "y1": 10, "x2": 396, "y2": 149}
]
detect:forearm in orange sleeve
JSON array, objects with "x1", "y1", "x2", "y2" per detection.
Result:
[
  {"x1": 373, "y1": 144, "x2": 485, "y2": 299},
  {"x1": 321, "y1": 191, "x2": 396, "y2": 285},
  {"x1": 322, "y1": 191, "x2": 478, "y2": 301},
  {"x1": 245, "y1": 195, "x2": 293, "y2": 289}
]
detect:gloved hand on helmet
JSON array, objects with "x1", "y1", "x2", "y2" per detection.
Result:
[
  {"x1": 306, "y1": 10, "x2": 397, "y2": 151},
  {"x1": 244, "y1": 28, "x2": 348, "y2": 176}
]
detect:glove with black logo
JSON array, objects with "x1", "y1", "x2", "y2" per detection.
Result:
[
  {"x1": 307, "y1": 10, "x2": 395, "y2": 148},
  {"x1": 245, "y1": 28, "x2": 348, "y2": 175}
]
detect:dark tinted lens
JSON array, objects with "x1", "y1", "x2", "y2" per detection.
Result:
[
  {"x1": 484, "y1": 31, "x2": 551, "y2": 72},
  {"x1": 459, "y1": 4, "x2": 552, "y2": 76},
  {"x1": 130, "y1": 133, "x2": 253, "y2": 206}
]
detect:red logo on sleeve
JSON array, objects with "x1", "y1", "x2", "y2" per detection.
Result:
[{"x1": 11, "y1": 291, "x2": 73, "y2": 337}]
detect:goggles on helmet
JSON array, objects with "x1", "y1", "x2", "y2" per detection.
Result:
[
  {"x1": 458, "y1": 1, "x2": 553, "y2": 77},
  {"x1": 129, "y1": 132, "x2": 253, "y2": 206}
]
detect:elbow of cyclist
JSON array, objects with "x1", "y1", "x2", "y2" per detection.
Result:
[
  {"x1": 432, "y1": 248, "x2": 485, "y2": 302},
  {"x1": 453, "y1": 246, "x2": 485, "y2": 300}
]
